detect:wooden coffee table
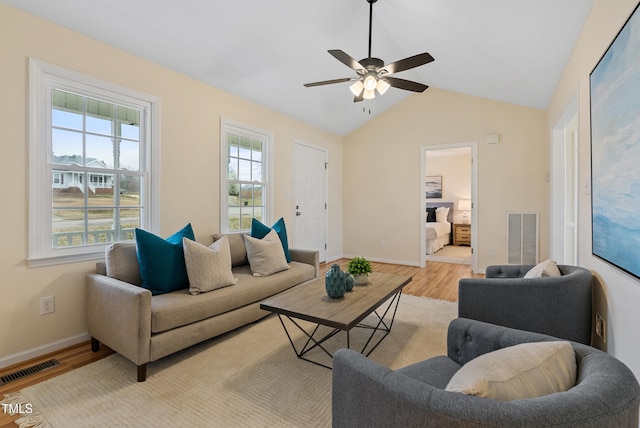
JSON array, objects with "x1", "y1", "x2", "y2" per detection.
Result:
[{"x1": 260, "y1": 271, "x2": 412, "y2": 369}]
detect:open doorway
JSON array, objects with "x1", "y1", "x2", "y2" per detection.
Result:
[
  {"x1": 551, "y1": 97, "x2": 578, "y2": 265},
  {"x1": 420, "y1": 142, "x2": 478, "y2": 272}
]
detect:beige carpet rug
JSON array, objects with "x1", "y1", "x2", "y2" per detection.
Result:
[
  {"x1": 426, "y1": 245, "x2": 471, "y2": 265},
  {"x1": 3, "y1": 295, "x2": 456, "y2": 428}
]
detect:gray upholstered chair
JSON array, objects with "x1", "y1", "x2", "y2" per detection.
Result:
[
  {"x1": 332, "y1": 318, "x2": 640, "y2": 428},
  {"x1": 458, "y1": 264, "x2": 593, "y2": 344}
]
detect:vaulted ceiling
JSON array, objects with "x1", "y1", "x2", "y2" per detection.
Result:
[{"x1": 3, "y1": 0, "x2": 594, "y2": 135}]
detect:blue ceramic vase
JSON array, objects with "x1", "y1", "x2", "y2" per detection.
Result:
[
  {"x1": 325, "y1": 264, "x2": 346, "y2": 298},
  {"x1": 344, "y1": 271, "x2": 355, "y2": 292}
]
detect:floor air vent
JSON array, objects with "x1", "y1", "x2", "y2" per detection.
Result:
[{"x1": 0, "y1": 359, "x2": 59, "y2": 386}]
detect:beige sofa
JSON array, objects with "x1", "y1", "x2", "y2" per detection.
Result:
[{"x1": 87, "y1": 234, "x2": 319, "y2": 381}]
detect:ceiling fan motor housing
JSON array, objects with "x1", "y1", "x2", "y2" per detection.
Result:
[{"x1": 359, "y1": 57, "x2": 384, "y2": 71}]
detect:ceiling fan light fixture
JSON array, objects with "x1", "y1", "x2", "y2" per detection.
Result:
[
  {"x1": 363, "y1": 88, "x2": 376, "y2": 100},
  {"x1": 363, "y1": 75, "x2": 377, "y2": 91},
  {"x1": 376, "y1": 79, "x2": 390, "y2": 95},
  {"x1": 349, "y1": 80, "x2": 365, "y2": 96}
]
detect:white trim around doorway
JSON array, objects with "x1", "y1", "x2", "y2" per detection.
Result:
[{"x1": 420, "y1": 142, "x2": 478, "y2": 273}]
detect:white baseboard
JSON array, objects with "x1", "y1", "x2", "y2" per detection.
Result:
[{"x1": 0, "y1": 332, "x2": 90, "y2": 370}]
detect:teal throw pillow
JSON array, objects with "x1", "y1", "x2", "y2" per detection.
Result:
[
  {"x1": 135, "y1": 223, "x2": 195, "y2": 295},
  {"x1": 250, "y1": 217, "x2": 291, "y2": 262}
]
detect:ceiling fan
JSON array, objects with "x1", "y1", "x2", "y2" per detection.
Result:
[{"x1": 303, "y1": 0, "x2": 434, "y2": 102}]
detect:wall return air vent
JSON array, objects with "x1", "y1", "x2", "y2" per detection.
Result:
[{"x1": 507, "y1": 212, "x2": 539, "y2": 265}]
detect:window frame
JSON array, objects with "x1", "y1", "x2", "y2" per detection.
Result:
[
  {"x1": 220, "y1": 117, "x2": 273, "y2": 234},
  {"x1": 28, "y1": 59, "x2": 161, "y2": 267}
]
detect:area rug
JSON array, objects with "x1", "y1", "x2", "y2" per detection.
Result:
[
  {"x1": 426, "y1": 245, "x2": 471, "y2": 265},
  {"x1": 2, "y1": 295, "x2": 456, "y2": 428}
]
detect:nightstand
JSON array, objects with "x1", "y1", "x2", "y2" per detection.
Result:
[{"x1": 453, "y1": 223, "x2": 471, "y2": 246}]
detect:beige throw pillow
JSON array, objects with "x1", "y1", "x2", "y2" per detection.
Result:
[
  {"x1": 445, "y1": 341, "x2": 576, "y2": 401},
  {"x1": 243, "y1": 229, "x2": 289, "y2": 277},
  {"x1": 524, "y1": 259, "x2": 562, "y2": 278},
  {"x1": 213, "y1": 233, "x2": 248, "y2": 267},
  {"x1": 183, "y1": 237, "x2": 238, "y2": 295}
]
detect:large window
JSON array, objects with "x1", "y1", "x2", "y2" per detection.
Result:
[
  {"x1": 220, "y1": 118, "x2": 272, "y2": 233},
  {"x1": 29, "y1": 60, "x2": 160, "y2": 266}
]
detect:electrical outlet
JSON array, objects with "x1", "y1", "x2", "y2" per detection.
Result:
[
  {"x1": 595, "y1": 313, "x2": 606, "y2": 343},
  {"x1": 379, "y1": 240, "x2": 385, "y2": 247},
  {"x1": 40, "y1": 296, "x2": 55, "y2": 315},
  {"x1": 489, "y1": 247, "x2": 495, "y2": 256}
]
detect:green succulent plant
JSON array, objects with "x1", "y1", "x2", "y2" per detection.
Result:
[{"x1": 347, "y1": 257, "x2": 372, "y2": 276}]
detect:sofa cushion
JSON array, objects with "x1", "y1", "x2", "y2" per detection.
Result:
[
  {"x1": 396, "y1": 356, "x2": 462, "y2": 390},
  {"x1": 445, "y1": 341, "x2": 576, "y2": 400},
  {"x1": 213, "y1": 233, "x2": 248, "y2": 268},
  {"x1": 150, "y1": 261, "x2": 315, "y2": 333},
  {"x1": 524, "y1": 259, "x2": 562, "y2": 278},
  {"x1": 250, "y1": 217, "x2": 291, "y2": 262},
  {"x1": 135, "y1": 224, "x2": 195, "y2": 295},
  {"x1": 183, "y1": 236, "x2": 238, "y2": 295},
  {"x1": 244, "y1": 229, "x2": 290, "y2": 277}
]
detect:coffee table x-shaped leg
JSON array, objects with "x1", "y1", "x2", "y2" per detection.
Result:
[{"x1": 275, "y1": 291, "x2": 403, "y2": 369}]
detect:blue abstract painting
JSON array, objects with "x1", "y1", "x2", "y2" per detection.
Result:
[{"x1": 590, "y1": 3, "x2": 640, "y2": 279}]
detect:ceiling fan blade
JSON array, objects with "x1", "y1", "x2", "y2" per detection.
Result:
[
  {"x1": 328, "y1": 50, "x2": 366, "y2": 73},
  {"x1": 384, "y1": 76, "x2": 429, "y2": 93},
  {"x1": 379, "y1": 52, "x2": 434, "y2": 75},
  {"x1": 303, "y1": 77, "x2": 353, "y2": 87}
]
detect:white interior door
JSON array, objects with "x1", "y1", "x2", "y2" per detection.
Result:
[{"x1": 293, "y1": 142, "x2": 327, "y2": 262}]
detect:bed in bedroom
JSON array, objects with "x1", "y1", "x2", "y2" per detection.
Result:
[{"x1": 425, "y1": 202, "x2": 454, "y2": 255}]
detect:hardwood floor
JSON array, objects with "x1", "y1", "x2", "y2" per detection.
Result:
[
  {"x1": 324, "y1": 258, "x2": 483, "y2": 303},
  {"x1": 0, "y1": 260, "x2": 481, "y2": 428}
]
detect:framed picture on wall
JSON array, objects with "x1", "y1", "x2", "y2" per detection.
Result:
[
  {"x1": 425, "y1": 175, "x2": 442, "y2": 199},
  {"x1": 590, "y1": 2, "x2": 640, "y2": 279}
]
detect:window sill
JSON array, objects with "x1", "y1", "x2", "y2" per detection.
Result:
[{"x1": 27, "y1": 249, "x2": 105, "y2": 268}]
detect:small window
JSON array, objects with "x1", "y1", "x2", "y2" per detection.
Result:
[
  {"x1": 29, "y1": 60, "x2": 160, "y2": 266},
  {"x1": 220, "y1": 118, "x2": 272, "y2": 233}
]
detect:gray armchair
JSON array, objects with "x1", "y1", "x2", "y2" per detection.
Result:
[
  {"x1": 458, "y1": 264, "x2": 592, "y2": 344},
  {"x1": 332, "y1": 318, "x2": 640, "y2": 428}
]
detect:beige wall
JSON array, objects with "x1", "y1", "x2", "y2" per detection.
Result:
[
  {"x1": 0, "y1": 5, "x2": 343, "y2": 364},
  {"x1": 343, "y1": 87, "x2": 548, "y2": 268},
  {"x1": 547, "y1": 0, "x2": 640, "y2": 380}
]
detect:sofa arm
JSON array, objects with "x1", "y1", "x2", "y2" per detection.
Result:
[
  {"x1": 333, "y1": 349, "x2": 440, "y2": 428},
  {"x1": 289, "y1": 248, "x2": 319, "y2": 278},
  {"x1": 86, "y1": 273, "x2": 152, "y2": 365}
]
